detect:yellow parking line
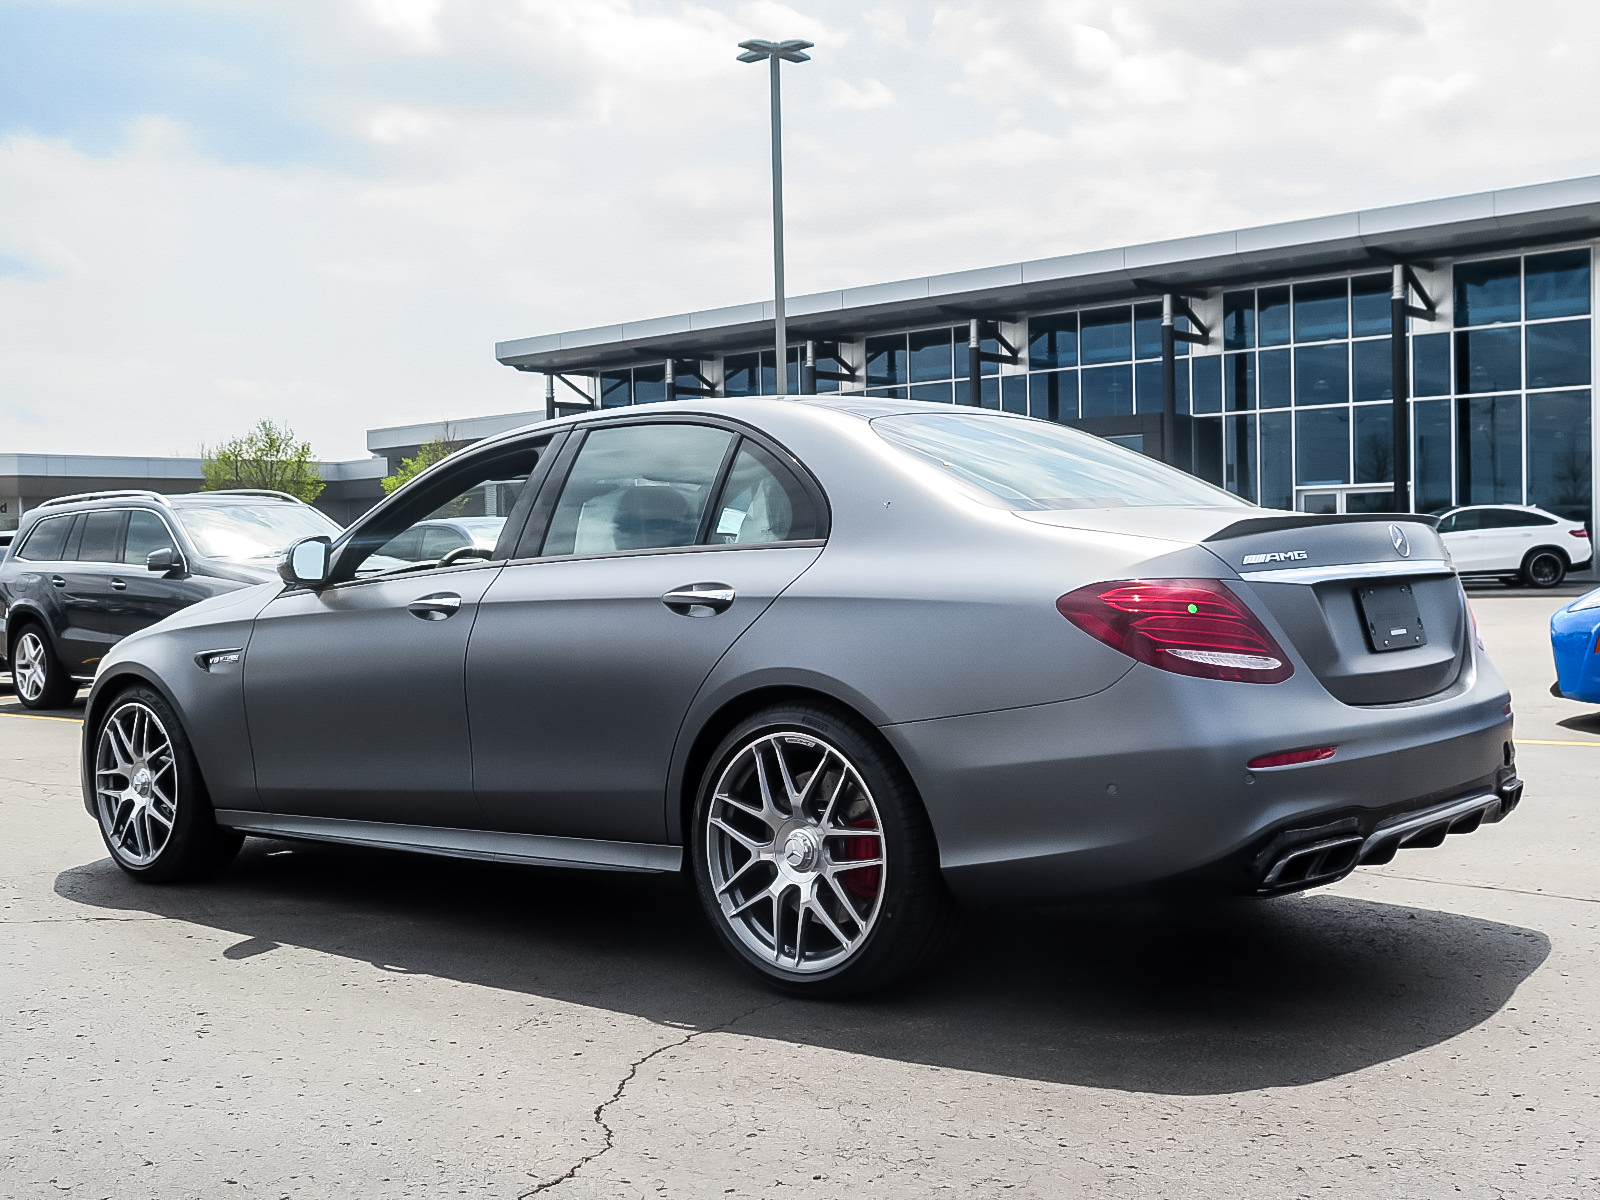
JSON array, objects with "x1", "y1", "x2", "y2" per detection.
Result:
[
  {"x1": 0, "y1": 711, "x2": 81, "y2": 723},
  {"x1": 1518, "y1": 738, "x2": 1600, "y2": 747}
]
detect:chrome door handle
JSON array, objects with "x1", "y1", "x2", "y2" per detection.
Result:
[
  {"x1": 407, "y1": 593, "x2": 462, "y2": 621},
  {"x1": 110, "y1": 578, "x2": 127, "y2": 591},
  {"x1": 50, "y1": 575, "x2": 66, "y2": 587},
  {"x1": 662, "y1": 583, "x2": 735, "y2": 616}
]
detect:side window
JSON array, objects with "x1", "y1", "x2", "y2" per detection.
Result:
[
  {"x1": 708, "y1": 442, "x2": 820, "y2": 545},
  {"x1": 1436, "y1": 514, "x2": 1456, "y2": 534},
  {"x1": 123, "y1": 511, "x2": 176, "y2": 565},
  {"x1": 1449, "y1": 511, "x2": 1483, "y2": 531},
  {"x1": 346, "y1": 446, "x2": 541, "y2": 578},
  {"x1": 17, "y1": 514, "x2": 73, "y2": 561},
  {"x1": 78, "y1": 511, "x2": 126, "y2": 563},
  {"x1": 541, "y1": 424, "x2": 734, "y2": 557}
]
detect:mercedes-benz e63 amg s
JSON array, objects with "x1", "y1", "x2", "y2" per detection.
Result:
[{"x1": 81, "y1": 399, "x2": 1521, "y2": 995}]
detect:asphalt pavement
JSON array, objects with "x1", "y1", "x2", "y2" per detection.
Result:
[{"x1": 1, "y1": 592, "x2": 1596, "y2": 1198}]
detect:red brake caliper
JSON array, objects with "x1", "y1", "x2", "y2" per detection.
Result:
[{"x1": 837, "y1": 817, "x2": 881, "y2": 899}]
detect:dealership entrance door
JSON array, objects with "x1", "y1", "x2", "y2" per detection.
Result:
[{"x1": 1295, "y1": 485, "x2": 1397, "y2": 514}]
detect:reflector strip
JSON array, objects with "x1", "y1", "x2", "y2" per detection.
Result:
[{"x1": 1248, "y1": 746, "x2": 1337, "y2": 769}]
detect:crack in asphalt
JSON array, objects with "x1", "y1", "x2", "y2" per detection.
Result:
[
  {"x1": 518, "y1": 999, "x2": 781, "y2": 1197},
  {"x1": 1366, "y1": 869, "x2": 1600, "y2": 905}
]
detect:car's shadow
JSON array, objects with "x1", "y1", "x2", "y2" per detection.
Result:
[
  {"x1": 0, "y1": 673, "x2": 88, "y2": 718},
  {"x1": 1557, "y1": 711, "x2": 1600, "y2": 735},
  {"x1": 55, "y1": 839, "x2": 1547, "y2": 1096}
]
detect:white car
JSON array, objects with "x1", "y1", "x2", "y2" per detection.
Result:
[{"x1": 1436, "y1": 504, "x2": 1592, "y2": 587}]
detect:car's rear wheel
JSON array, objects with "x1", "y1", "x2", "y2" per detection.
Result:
[
  {"x1": 1522, "y1": 549, "x2": 1567, "y2": 589},
  {"x1": 11, "y1": 625, "x2": 75, "y2": 709},
  {"x1": 690, "y1": 703, "x2": 956, "y2": 997},
  {"x1": 91, "y1": 686, "x2": 242, "y2": 882}
]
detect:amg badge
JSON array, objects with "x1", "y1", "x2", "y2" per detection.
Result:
[{"x1": 1241, "y1": 550, "x2": 1309, "y2": 565}]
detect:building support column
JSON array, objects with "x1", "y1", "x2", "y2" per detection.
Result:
[
  {"x1": 1160, "y1": 294, "x2": 1177, "y2": 467},
  {"x1": 665, "y1": 358, "x2": 677, "y2": 404},
  {"x1": 544, "y1": 373, "x2": 556, "y2": 423},
  {"x1": 967, "y1": 319, "x2": 981, "y2": 406},
  {"x1": 803, "y1": 340, "x2": 817, "y2": 395},
  {"x1": 1391, "y1": 265, "x2": 1412, "y2": 513}
]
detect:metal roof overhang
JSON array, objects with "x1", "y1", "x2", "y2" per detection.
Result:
[{"x1": 495, "y1": 175, "x2": 1600, "y2": 376}]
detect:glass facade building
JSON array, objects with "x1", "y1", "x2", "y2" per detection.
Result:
[{"x1": 498, "y1": 177, "x2": 1600, "y2": 551}]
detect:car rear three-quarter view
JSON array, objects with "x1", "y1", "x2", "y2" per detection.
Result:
[{"x1": 80, "y1": 398, "x2": 1522, "y2": 997}]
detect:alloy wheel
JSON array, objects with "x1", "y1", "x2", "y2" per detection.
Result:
[
  {"x1": 94, "y1": 701, "x2": 178, "y2": 867},
  {"x1": 12, "y1": 631, "x2": 47, "y2": 703},
  {"x1": 1528, "y1": 552, "x2": 1564, "y2": 588},
  {"x1": 704, "y1": 731, "x2": 887, "y2": 974}
]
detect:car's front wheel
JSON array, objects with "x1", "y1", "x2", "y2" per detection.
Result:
[
  {"x1": 1522, "y1": 549, "x2": 1567, "y2": 589},
  {"x1": 91, "y1": 686, "x2": 242, "y2": 882},
  {"x1": 690, "y1": 703, "x2": 956, "y2": 997},
  {"x1": 11, "y1": 624, "x2": 75, "y2": 709}
]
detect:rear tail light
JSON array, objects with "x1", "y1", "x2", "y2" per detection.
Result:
[
  {"x1": 1056, "y1": 579, "x2": 1294, "y2": 684},
  {"x1": 1248, "y1": 746, "x2": 1336, "y2": 769},
  {"x1": 1571, "y1": 529, "x2": 1590, "y2": 538},
  {"x1": 1466, "y1": 600, "x2": 1485, "y2": 651}
]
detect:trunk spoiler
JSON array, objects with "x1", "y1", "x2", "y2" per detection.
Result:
[{"x1": 1203, "y1": 512, "x2": 1441, "y2": 542}]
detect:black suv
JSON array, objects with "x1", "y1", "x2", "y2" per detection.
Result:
[{"x1": 1, "y1": 490, "x2": 339, "y2": 708}]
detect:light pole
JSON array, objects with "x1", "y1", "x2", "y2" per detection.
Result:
[{"x1": 737, "y1": 37, "x2": 812, "y2": 397}]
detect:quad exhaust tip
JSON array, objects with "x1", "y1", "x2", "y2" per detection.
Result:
[{"x1": 1257, "y1": 781, "x2": 1521, "y2": 896}]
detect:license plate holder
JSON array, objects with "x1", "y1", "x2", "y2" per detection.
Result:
[{"x1": 1356, "y1": 582, "x2": 1427, "y2": 653}]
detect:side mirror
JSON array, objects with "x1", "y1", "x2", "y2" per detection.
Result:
[
  {"x1": 279, "y1": 536, "x2": 332, "y2": 588},
  {"x1": 145, "y1": 546, "x2": 183, "y2": 575}
]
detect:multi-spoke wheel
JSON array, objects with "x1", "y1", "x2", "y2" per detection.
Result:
[
  {"x1": 1522, "y1": 550, "x2": 1566, "y2": 589},
  {"x1": 11, "y1": 625, "x2": 74, "y2": 709},
  {"x1": 691, "y1": 704, "x2": 956, "y2": 996},
  {"x1": 89, "y1": 687, "x2": 241, "y2": 882}
]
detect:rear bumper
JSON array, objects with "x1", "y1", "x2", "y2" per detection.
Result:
[{"x1": 882, "y1": 647, "x2": 1515, "y2": 907}]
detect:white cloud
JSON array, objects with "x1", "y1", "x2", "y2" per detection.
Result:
[{"x1": 826, "y1": 77, "x2": 894, "y2": 109}]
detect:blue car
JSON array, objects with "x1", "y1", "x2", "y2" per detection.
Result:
[{"x1": 1551, "y1": 588, "x2": 1600, "y2": 702}]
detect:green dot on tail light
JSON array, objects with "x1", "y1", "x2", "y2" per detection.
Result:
[{"x1": 1187, "y1": 603, "x2": 1199, "y2": 614}]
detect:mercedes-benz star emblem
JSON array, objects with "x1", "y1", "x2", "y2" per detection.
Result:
[{"x1": 1389, "y1": 523, "x2": 1411, "y2": 558}]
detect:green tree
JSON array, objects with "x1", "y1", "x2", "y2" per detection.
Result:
[
  {"x1": 202, "y1": 419, "x2": 324, "y2": 503},
  {"x1": 382, "y1": 437, "x2": 455, "y2": 495}
]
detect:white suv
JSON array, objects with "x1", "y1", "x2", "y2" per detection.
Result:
[{"x1": 1436, "y1": 504, "x2": 1591, "y2": 588}]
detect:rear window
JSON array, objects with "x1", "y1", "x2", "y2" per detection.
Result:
[
  {"x1": 17, "y1": 514, "x2": 74, "y2": 561},
  {"x1": 872, "y1": 412, "x2": 1249, "y2": 511}
]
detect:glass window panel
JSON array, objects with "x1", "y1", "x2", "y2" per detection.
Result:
[
  {"x1": 1191, "y1": 355, "x2": 1222, "y2": 414},
  {"x1": 1225, "y1": 352, "x2": 1255, "y2": 411},
  {"x1": 1354, "y1": 404, "x2": 1393, "y2": 483},
  {"x1": 864, "y1": 386, "x2": 906, "y2": 400},
  {"x1": 1080, "y1": 307, "x2": 1132, "y2": 365},
  {"x1": 1295, "y1": 343, "x2": 1349, "y2": 405},
  {"x1": 979, "y1": 324, "x2": 1001, "y2": 377},
  {"x1": 1352, "y1": 338, "x2": 1393, "y2": 401},
  {"x1": 865, "y1": 335, "x2": 906, "y2": 388},
  {"x1": 1134, "y1": 303, "x2": 1163, "y2": 359},
  {"x1": 1224, "y1": 413, "x2": 1258, "y2": 502},
  {"x1": 707, "y1": 442, "x2": 819, "y2": 545},
  {"x1": 1296, "y1": 407, "x2": 1351, "y2": 486},
  {"x1": 1260, "y1": 411, "x2": 1292, "y2": 510},
  {"x1": 1257, "y1": 287, "x2": 1290, "y2": 347},
  {"x1": 909, "y1": 382, "x2": 952, "y2": 403},
  {"x1": 1352, "y1": 273, "x2": 1392, "y2": 338},
  {"x1": 908, "y1": 328, "x2": 953, "y2": 383},
  {"x1": 1029, "y1": 370, "x2": 1078, "y2": 421},
  {"x1": 1414, "y1": 399, "x2": 1452, "y2": 513},
  {"x1": 600, "y1": 371, "x2": 631, "y2": 408},
  {"x1": 1258, "y1": 348, "x2": 1291, "y2": 408},
  {"x1": 1080, "y1": 364, "x2": 1133, "y2": 417},
  {"x1": 722, "y1": 353, "x2": 759, "y2": 397},
  {"x1": 1413, "y1": 333, "x2": 1450, "y2": 397},
  {"x1": 1223, "y1": 292, "x2": 1255, "y2": 351},
  {"x1": 1135, "y1": 361, "x2": 1165, "y2": 414},
  {"x1": 1001, "y1": 375, "x2": 1027, "y2": 414},
  {"x1": 759, "y1": 348, "x2": 800, "y2": 395},
  {"x1": 123, "y1": 510, "x2": 175, "y2": 565},
  {"x1": 1028, "y1": 312, "x2": 1078, "y2": 370},
  {"x1": 1455, "y1": 258, "x2": 1521, "y2": 326},
  {"x1": 1526, "y1": 249, "x2": 1591, "y2": 320},
  {"x1": 672, "y1": 362, "x2": 704, "y2": 394},
  {"x1": 954, "y1": 377, "x2": 1000, "y2": 408},
  {"x1": 1527, "y1": 390, "x2": 1592, "y2": 523},
  {"x1": 1192, "y1": 417, "x2": 1224, "y2": 485},
  {"x1": 1455, "y1": 327, "x2": 1521, "y2": 393},
  {"x1": 541, "y1": 424, "x2": 734, "y2": 556},
  {"x1": 1457, "y1": 394, "x2": 1522, "y2": 505},
  {"x1": 18, "y1": 513, "x2": 72, "y2": 561},
  {"x1": 1176, "y1": 361, "x2": 1190, "y2": 414},
  {"x1": 1294, "y1": 278, "x2": 1349, "y2": 342},
  {"x1": 1526, "y1": 319, "x2": 1591, "y2": 389},
  {"x1": 631, "y1": 364, "x2": 666, "y2": 405}
]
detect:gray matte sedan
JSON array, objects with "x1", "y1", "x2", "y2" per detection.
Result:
[{"x1": 81, "y1": 399, "x2": 1522, "y2": 996}]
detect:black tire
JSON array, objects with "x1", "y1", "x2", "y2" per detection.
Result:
[
  {"x1": 10, "y1": 622, "x2": 76, "y2": 709},
  {"x1": 690, "y1": 702, "x2": 957, "y2": 998},
  {"x1": 88, "y1": 685, "x2": 242, "y2": 883},
  {"x1": 1522, "y1": 549, "x2": 1567, "y2": 589}
]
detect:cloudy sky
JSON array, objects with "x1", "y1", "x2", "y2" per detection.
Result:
[{"x1": 3, "y1": 0, "x2": 1599, "y2": 461}]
